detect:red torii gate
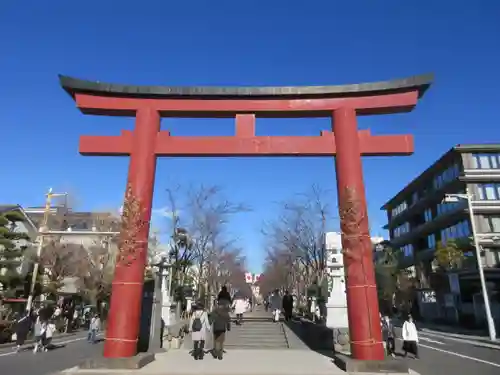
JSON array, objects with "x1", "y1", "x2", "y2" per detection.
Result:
[{"x1": 60, "y1": 74, "x2": 432, "y2": 361}]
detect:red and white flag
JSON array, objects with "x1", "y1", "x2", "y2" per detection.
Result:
[
  {"x1": 245, "y1": 272, "x2": 253, "y2": 284},
  {"x1": 253, "y1": 273, "x2": 261, "y2": 283}
]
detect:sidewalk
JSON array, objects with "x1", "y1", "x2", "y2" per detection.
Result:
[{"x1": 59, "y1": 349, "x2": 417, "y2": 375}]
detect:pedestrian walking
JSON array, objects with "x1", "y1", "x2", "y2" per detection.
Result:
[
  {"x1": 402, "y1": 314, "x2": 419, "y2": 359},
  {"x1": 231, "y1": 294, "x2": 246, "y2": 325},
  {"x1": 270, "y1": 290, "x2": 281, "y2": 322},
  {"x1": 87, "y1": 314, "x2": 101, "y2": 344},
  {"x1": 14, "y1": 312, "x2": 31, "y2": 352},
  {"x1": 211, "y1": 300, "x2": 231, "y2": 360},
  {"x1": 42, "y1": 320, "x2": 55, "y2": 351},
  {"x1": 282, "y1": 290, "x2": 293, "y2": 322},
  {"x1": 189, "y1": 302, "x2": 210, "y2": 360},
  {"x1": 217, "y1": 286, "x2": 232, "y2": 305},
  {"x1": 381, "y1": 313, "x2": 396, "y2": 357},
  {"x1": 33, "y1": 316, "x2": 44, "y2": 354}
]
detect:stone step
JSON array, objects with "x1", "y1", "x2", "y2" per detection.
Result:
[
  {"x1": 226, "y1": 331, "x2": 285, "y2": 339},
  {"x1": 226, "y1": 337, "x2": 287, "y2": 345},
  {"x1": 230, "y1": 328, "x2": 284, "y2": 334},
  {"x1": 227, "y1": 333, "x2": 287, "y2": 340},
  {"x1": 224, "y1": 343, "x2": 290, "y2": 349},
  {"x1": 224, "y1": 322, "x2": 289, "y2": 349}
]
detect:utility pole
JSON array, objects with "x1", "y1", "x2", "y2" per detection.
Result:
[
  {"x1": 444, "y1": 191, "x2": 497, "y2": 341},
  {"x1": 26, "y1": 188, "x2": 67, "y2": 312}
]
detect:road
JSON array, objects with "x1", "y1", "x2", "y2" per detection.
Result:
[
  {"x1": 394, "y1": 328, "x2": 500, "y2": 375},
  {"x1": 0, "y1": 332, "x2": 103, "y2": 375}
]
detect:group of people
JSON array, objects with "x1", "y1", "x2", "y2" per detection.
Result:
[
  {"x1": 264, "y1": 290, "x2": 294, "y2": 322},
  {"x1": 13, "y1": 306, "x2": 102, "y2": 354},
  {"x1": 381, "y1": 313, "x2": 419, "y2": 359},
  {"x1": 13, "y1": 310, "x2": 55, "y2": 353},
  {"x1": 188, "y1": 286, "x2": 252, "y2": 360}
]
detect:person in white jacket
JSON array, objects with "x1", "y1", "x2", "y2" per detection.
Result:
[
  {"x1": 232, "y1": 296, "x2": 247, "y2": 325},
  {"x1": 402, "y1": 315, "x2": 419, "y2": 359}
]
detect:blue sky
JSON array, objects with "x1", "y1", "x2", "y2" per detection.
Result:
[{"x1": 1, "y1": 1, "x2": 499, "y2": 273}]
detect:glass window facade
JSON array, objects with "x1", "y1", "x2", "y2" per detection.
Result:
[
  {"x1": 471, "y1": 153, "x2": 500, "y2": 169},
  {"x1": 424, "y1": 208, "x2": 433, "y2": 222},
  {"x1": 433, "y1": 164, "x2": 460, "y2": 190},
  {"x1": 477, "y1": 183, "x2": 500, "y2": 200},
  {"x1": 391, "y1": 201, "x2": 408, "y2": 218},
  {"x1": 436, "y1": 201, "x2": 462, "y2": 216},
  {"x1": 440, "y1": 220, "x2": 471, "y2": 244},
  {"x1": 427, "y1": 234, "x2": 436, "y2": 249},
  {"x1": 485, "y1": 215, "x2": 500, "y2": 232},
  {"x1": 394, "y1": 222, "x2": 410, "y2": 238},
  {"x1": 400, "y1": 244, "x2": 414, "y2": 257}
]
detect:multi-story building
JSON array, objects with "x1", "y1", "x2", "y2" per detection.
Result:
[
  {"x1": 0, "y1": 204, "x2": 120, "y2": 297},
  {"x1": 382, "y1": 145, "x2": 500, "y2": 323}
]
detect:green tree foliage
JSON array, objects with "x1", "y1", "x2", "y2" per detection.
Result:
[
  {"x1": 0, "y1": 210, "x2": 30, "y2": 298},
  {"x1": 434, "y1": 239, "x2": 469, "y2": 271},
  {"x1": 374, "y1": 244, "x2": 400, "y2": 313}
]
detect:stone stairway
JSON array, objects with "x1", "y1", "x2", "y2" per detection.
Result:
[{"x1": 224, "y1": 319, "x2": 289, "y2": 349}]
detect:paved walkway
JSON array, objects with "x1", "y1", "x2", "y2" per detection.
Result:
[{"x1": 60, "y1": 349, "x2": 416, "y2": 375}]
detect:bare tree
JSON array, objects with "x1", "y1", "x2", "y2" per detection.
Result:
[
  {"x1": 163, "y1": 184, "x2": 249, "y2": 300},
  {"x1": 71, "y1": 212, "x2": 120, "y2": 304},
  {"x1": 262, "y1": 185, "x2": 332, "y2": 296},
  {"x1": 38, "y1": 240, "x2": 87, "y2": 296},
  {"x1": 77, "y1": 243, "x2": 114, "y2": 305}
]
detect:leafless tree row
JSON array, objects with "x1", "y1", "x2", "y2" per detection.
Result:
[
  {"x1": 162, "y1": 184, "x2": 251, "y2": 298},
  {"x1": 258, "y1": 185, "x2": 333, "y2": 300}
]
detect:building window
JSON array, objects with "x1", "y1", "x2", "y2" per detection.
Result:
[
  {"x1": 433, "y1": 164, "x2": 460, "y2": 190},
  {"x1": 437, "y1": 201, "x2": 462, "y2": 216},
  {"x1": 485, "y1": 216, "x2": 500, "y2": 233},
  {"x1": 441, "y1": 220, "x2": 471, "y2": 244},
  {"x1": 472, "y1": 153, "x2": 500, "y2": 169},
  {"x1": 391, "y1": 201, "x2": 408, "y2": 218},
  {"x1": 427, "y1": 234, "x2": 436, "y2": 249},
  {"x1": 394, "y1": 222, "x2": 410, "y2": 238},
  {"x1": 412, "y1": 192, "x2": 419, "y2": 205},
  {"x1": 477, "y1": 183, "x2": 500, "y2": 200},
  {"x1": 400, "y1": 244, "x2": 414, "y2": 257},
  {"x1": 424, "y1": 208, "x2": 433, "y2": 222}
]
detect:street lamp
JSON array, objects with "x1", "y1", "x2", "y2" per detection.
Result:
[{"x1": 443, "y1": 188, "x2": 497, "y2": 341}]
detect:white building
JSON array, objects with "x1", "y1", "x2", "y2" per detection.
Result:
[{"x1": 324, "y1": 231, "x2": 385, "y2": 268}]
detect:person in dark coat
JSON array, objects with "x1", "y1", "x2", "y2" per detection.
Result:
[
  {"x1": 282, "y1": 290, "x2": 294, "y2": 321},
  {"x1": 217, "y1": 286, "x2": 232, "y2": 305},
  {"x1": 211, "y1": 300, "x2": 231, "y2": 360},
  {"x1": 14, "y1": 312, "x2": 31, "y2": 352}
]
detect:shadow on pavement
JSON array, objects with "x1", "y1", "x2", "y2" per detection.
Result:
[
  {"x1": 48, "y1": 343, "x2": 67, "y2": 350},
  {"x1": 283, "y1": 318, "x2": 335, "y2": 359}
]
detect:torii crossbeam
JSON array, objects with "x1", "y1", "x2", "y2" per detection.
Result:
[{"x1": 60, "y1": 73, "x2": 432, "y2": 362}]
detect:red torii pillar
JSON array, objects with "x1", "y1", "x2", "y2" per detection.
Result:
[{"x1": 60, "y1": 74, "x2": 431, "y2": 360}]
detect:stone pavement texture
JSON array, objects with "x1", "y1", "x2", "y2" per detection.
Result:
[{"x1": 59, "y1": 349, "x2": 417, "y2": 375}]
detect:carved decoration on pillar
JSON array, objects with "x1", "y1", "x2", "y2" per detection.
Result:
[
  {"x1": 117, "y1": 184, "x2": 148, "y2": 267},
  {"x1": 339, "y1": 186, "x2": 379, "y2": 350}
]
